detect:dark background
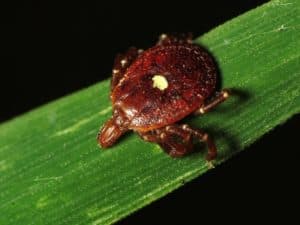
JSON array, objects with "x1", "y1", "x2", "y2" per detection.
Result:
[{"x1": 1, "y1": 0, "x2": 299, "y2": 224}]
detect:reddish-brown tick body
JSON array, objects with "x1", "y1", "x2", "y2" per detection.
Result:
[{"x1": 98, "y1": 34, "x2": 229, "y2": 160}]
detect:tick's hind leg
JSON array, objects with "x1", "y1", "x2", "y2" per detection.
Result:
[
  {"x1": 139, "y1": 124, "x2": 217, "y2": 160},
  {"x1": 111, "y1": 47, "x2": 142, "y2": 90},
  {"x1": 180, "y1": 125, "x2": 217, "y2": 161},
  {"x1": 195, "y1": 89, "x2": 230, "y2": 115},
  {"x1": 139, "y1": 126, "x2": 193, "y2": 157}
]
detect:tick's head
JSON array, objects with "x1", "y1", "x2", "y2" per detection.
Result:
[
  {"x1": 98, "y1": 120, "x2": 119, "y2": 148},
  {"x1": 98, "y1": 111, "x2": 128, "y2": 148}
]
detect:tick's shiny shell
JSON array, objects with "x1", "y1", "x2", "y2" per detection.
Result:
[{"x1": 112, "y1": 43, "x2": 217, "y2": 132}]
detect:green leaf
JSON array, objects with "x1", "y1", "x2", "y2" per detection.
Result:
[{"x1": 1, "y1": 0, "x2": 300, "y2": 224}]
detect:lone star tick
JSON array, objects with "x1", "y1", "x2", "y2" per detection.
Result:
[{"x1": 98, "y1": 33, "x2": 230, "y2": 161}]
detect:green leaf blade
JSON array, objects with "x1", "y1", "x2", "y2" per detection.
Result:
[{"x1": 1, "y1": 0, "x2": 300, "y2": 224}]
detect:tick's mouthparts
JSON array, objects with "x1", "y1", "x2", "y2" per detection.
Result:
[{"x1": 98, "y1": 117, "x2": 127, "y2": 148}]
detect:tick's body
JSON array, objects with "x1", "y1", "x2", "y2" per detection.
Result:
[{"x1": 98, "y1": 34, "x2": 229, "y2": 160}]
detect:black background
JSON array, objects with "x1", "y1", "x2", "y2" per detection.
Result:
[{"x1": 1, "y1": 1, "x2": 299, "y2": 224}]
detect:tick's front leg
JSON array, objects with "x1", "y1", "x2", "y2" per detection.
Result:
[
  {"x1": 195, "y1": 89, "x2": 230, "y2": 115},
  {"x1": 111, "y1": 47, "x2": 142, "y2": 91}
]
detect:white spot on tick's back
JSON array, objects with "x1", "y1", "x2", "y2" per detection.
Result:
[{"x1": 152, "y1": 75, "x2": 168, "y2": 91}]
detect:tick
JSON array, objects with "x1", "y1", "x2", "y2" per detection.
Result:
[{"x1": 98, "y1": 33, "x2": 229, "y2": 161}]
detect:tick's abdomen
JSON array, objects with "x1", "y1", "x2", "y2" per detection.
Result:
[{"x1": 112, "y1": 44, "x2": 217, "y2": 131}]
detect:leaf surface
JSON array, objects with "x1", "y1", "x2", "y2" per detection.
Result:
[{"x1": 0, "y1": 0, "x2": 299, "y2": 224}]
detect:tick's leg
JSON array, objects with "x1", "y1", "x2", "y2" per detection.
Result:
[
  {"x1": 195, "y1": 89, "x2": 230, "y2": 115},
  {"x1": 138, "y1": 127, "x2": 193, "y2": 158},
  {"x1": 163, "y1": 124, "x2": 217, "y2": 160},
  {"x1": 157, "y1": 33, "x2": 193, "y2": 46},
  {"x1": 111, "y1": 47, "x2": 142, "y2": 90},
  {"x1": 180, "y1": 124, "x2": 217, "y2": 161},
  {"x1": 139, "y1": 124, "x2": 217, "y2": 160}
]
